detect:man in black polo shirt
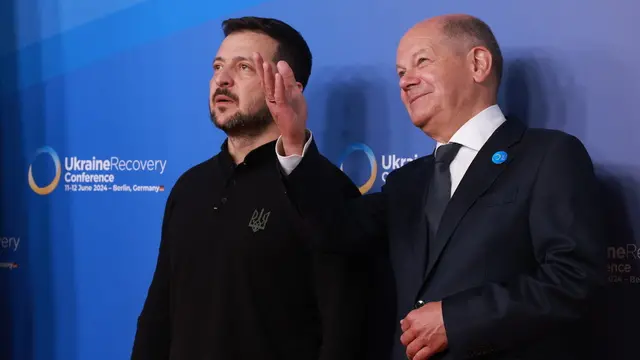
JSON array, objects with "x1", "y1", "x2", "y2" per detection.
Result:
[{"x1": 131, "y1": 17, "x2": 369, "y2": 360}]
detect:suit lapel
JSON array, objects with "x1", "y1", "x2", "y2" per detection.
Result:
[{"x1": 422, "y1": 119, "x2": 527, "y2": 281}]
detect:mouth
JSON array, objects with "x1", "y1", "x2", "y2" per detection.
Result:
[
  {"x1": 214, "y1": 95, "x2": 236, "y2": 105},
  {"x1": 409, "y1": 93, "x2": 428, "y2": 104}
]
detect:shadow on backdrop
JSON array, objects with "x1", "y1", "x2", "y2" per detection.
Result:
[
  {"x1": 499, "y1": 49, "x2": 639, "y2": 360},
  {"x1": 0, "y1": 1, "x2": 77, "y2": 359},
  {"x1": 307, "y1": 66, "x2": 396, "y2": 360},
  {"x1": 0, "y1": 0, "x2": 19, "y2": 358},
  {"x1": 308, "y1": 66, "x2": 392, "y2": 177},
  {"x1": 498, "y1": 48, "x2": 586, "y2": 137}
]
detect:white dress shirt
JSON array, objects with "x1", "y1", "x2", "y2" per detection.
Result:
[
  {"x1": 276, "y1": 104, "x2": 507, "y2": 198},
  {"x1": 436, "y1": 104, "x2": 506, "y2": 197}
]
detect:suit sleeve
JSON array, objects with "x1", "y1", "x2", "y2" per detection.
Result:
[
  {"x1": 131, "y1": 193, "x2": 175, "y2": 360},
  {"x1": 278, "y1": 139, "x2": 387, "y2": 359},
  {"x1": 305, "y1": 166, "x2": 370, "y2": 360},
  {"x1": 441, "y1": 134, "x2": 607, "y2": 358},
  {"x1": 282, "y1": 140, "x2": 388, "y2": 254}
]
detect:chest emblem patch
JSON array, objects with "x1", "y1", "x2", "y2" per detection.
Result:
[{"x1": 248, "y1": 208, "x2": 271, "y2": 232}]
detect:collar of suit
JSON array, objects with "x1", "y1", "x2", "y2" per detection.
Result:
[{"x1": 436, "y1": 104, "x2": 507, "y2": 153}]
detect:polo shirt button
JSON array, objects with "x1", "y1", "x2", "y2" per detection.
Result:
[{"x1": 221, "y1": 197, "x2": 227, "y2": 204}]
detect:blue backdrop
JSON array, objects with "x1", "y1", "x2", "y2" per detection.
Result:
[{"x1": 1, "y1": 0, "x2": 638, "y2": 359}]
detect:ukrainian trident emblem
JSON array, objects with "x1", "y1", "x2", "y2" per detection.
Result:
[{"x1": 248, "y1": 208, "x2": 271, "y2": 232}]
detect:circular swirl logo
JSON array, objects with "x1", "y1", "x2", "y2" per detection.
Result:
[
  {"x1": 28, "y1": 146, "x2": 62, "y2": 195},
  {"x1": 338, "y1": 143, "x2": 377, "y2": 194}
]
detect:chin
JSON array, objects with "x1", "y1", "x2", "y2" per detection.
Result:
[
  {"x1": 212, "y1": 110, "x2": 237, "y2": 124},
  {"x1": 409, "y1": 112, "x2": 432, "y2": 129}
]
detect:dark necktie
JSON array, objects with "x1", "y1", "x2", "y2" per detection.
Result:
[{"x1": 425, "y1": 143, "x2": 462, "y2": 262}]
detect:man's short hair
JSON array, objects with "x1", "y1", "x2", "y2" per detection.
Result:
[
  {"x1": 222, "y1": 16, "x2": 313, "y2": 90},
  {"x1": 442, "y1": 17, "x2": 503, "y2": 88}
]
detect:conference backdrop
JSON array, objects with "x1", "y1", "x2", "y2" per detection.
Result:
[{"x1": 1, "y1": 0, "x2": 638, "y2": 359}]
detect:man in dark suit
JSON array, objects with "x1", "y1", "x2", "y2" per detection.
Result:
[
  {"x1": 254, "y1": 13, "x2": 606, "y2": 360},
  {"x1": 131, "y1": 17, "x2": 369, "y2": 360}
]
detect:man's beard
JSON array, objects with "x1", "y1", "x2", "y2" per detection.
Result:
[{"x1": 210, "y1": 90, "x2": 274, "y2": 138}]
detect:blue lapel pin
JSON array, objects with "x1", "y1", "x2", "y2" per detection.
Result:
[{"x1": 492, "y1": 151, "x2": 507, "y2": 164}]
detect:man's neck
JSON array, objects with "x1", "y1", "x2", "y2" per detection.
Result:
[
  {"x1": 427, "y1": 98, "x2": 496, "y2": 144},
  {"x1": 227, "y1": 126, "x2": 280, "y2": 164}
]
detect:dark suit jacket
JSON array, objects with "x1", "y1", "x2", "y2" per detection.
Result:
[{"x1": 284, "y1": 119, "x2": 606, "y2": 360}]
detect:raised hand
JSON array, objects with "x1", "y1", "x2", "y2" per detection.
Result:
[{"x1": 253, "y1": 52, "x2": 308, "y2": 156}]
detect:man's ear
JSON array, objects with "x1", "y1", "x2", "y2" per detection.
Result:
[
  {"x1": 468, "y1": 46, "x2": 492, "y2": 84},
  {"x1": 296, "y1": 82, "x2": 304, "y2": 91}
]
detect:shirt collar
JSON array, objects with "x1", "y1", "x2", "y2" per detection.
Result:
[
  {"x1": 436, "y1": 104, "x2": 506, "y2": 151},
  {"x1": 218, "y1": 139, "x2": 277, "y2": 179}
]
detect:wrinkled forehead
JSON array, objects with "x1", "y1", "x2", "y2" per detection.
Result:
[
  {"x1": 396, "y1": 22, "x2": 464, "y2": 65},
  {"x1": 216, "y1": 31, "x2": 278, "y2": 61},
  {"x1": 396, "y1": 29, "x2": 440, "y2": 63}
]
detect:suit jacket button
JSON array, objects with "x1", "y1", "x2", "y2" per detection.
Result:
[{"x1": 414, "y1": 300, "x2": 425, "y2": 309}]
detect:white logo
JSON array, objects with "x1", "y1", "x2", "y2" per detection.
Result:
[
  {"x1": 607, "y1": 243, "x2": 640, "y2": 284},
  {"x1": 248, "y1": 209, "x2": 270, "y2": 232}
]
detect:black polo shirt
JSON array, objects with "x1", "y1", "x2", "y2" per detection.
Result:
[{"x1": 132, "y1": 139, "x2": 368, "y2": 360}]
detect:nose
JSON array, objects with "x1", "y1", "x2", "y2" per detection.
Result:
[
  {"x1": 215, "y1": 68, "x2": 234, "y2": 88},
  {"x1": 399, "y1": 70, "x2": 419, "y2": 91}
]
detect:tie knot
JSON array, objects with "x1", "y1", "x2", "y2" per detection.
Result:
[{"x1": 434, "y1": 143, "x2": 462, "y2": 165}]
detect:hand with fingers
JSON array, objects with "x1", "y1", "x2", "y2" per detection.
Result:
[
  {"x1": 253, "y1": 52, "x2": 308, "y2": 156},
  {"x1": 400, "y1": 301, "x2": 448, "y2": 360}
]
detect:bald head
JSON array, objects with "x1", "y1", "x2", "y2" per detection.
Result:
[
  {"x1": 396, "y1": 14, "x2": 502, "y2": 142},
  {"x1": 440, "y1": 15, "x2": 502, "y2": 86},
  {"x1": 405, "y1": 14, "x2": 503, "y2": 87}
]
